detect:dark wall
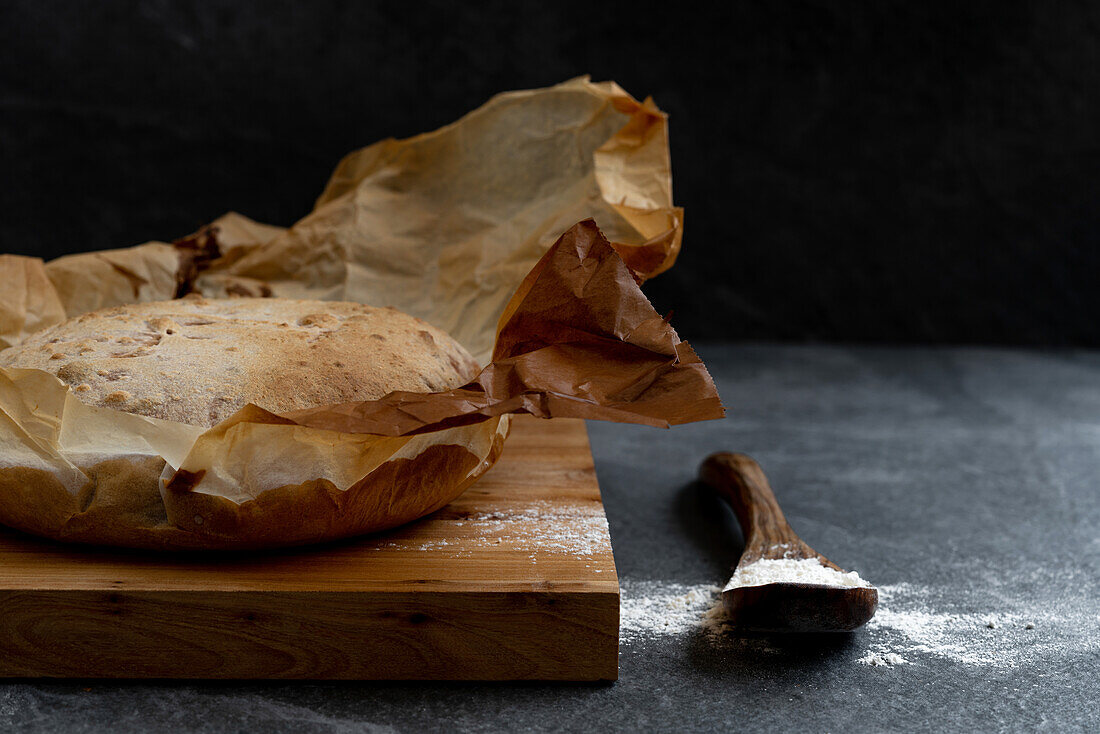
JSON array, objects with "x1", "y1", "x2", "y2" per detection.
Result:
[{"x1": 2, "y1": 1, "x2": 1096, "y2": 345}]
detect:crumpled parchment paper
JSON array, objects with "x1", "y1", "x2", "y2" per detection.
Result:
[
  {"x1": 0, "y1": 77, "x2": 682, "y2": 364},
  {"x1": 0, "y1": 78, "x2": 719, "y2": 550}
]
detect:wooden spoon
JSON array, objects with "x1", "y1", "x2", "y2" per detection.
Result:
[{"x1": 699, "y1": 452, "x2": 878, "y2": 633}]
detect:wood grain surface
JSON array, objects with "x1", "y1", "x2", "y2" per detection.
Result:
[
  {"x1": 0, "y1": 416, "x2": 619, "y2": 680},
  {"x1": 699, "y1": 451, "x2": 823, "y2": 565}
]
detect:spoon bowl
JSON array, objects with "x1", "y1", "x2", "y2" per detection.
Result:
[{"x1": 723, "y1": 583, "x2": 879, "y2": 633}]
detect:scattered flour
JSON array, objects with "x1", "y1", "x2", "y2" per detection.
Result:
[
  {"x1": 374, "y1": 501, "x2": 611, "y2": 559},
  {"x1": 617, "y1": 579, "x2": 787, "y2": 656},
  {"x1": 855, "y1": 582, "x2": 1098, "y2": 670},
  {"x1": 618, "y1": 575, "x2": 1097, "y2": 673},
  {"x1": 857, "y1": 651, "x2": 909, "y2": 667},
  {"x1": 619, "y1": 580, "x2": 722, "y2": 645},
  {"x1": 459, "y1": 503, "x2": 611, "y2": 557},
  {"x1": 725, "y1": 556, "x2": 870, "y2": 591}
]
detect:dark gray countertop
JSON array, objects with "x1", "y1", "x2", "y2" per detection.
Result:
[{"x1": 3, "y1": 344, "x2": 1097, "y2": 733}]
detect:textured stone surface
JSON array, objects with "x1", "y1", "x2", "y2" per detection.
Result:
[
  {"x1": 2, "y1": 344, "x2": 1097, "y2": 732},
  {"x1": 3, "y1": 2, "x2": 1100, "y2": 344}
]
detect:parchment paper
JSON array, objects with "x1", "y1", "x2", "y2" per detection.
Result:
[
  {"x1": 167, "y1": 219, "x2": 719, "y2": 487},
  {"x1": 0, "y1": 79, "x2": 719, "y2": 549},
  {"x1": 0, "y1": 77, "x2": 682, "y2": 364},
  {"x1": 0, "y1": 256, "x2": 66, "y2": 350}
]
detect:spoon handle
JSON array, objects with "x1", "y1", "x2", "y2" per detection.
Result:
[{"x1": 699, "y1": 452, "x2": 807, "y2": 562}]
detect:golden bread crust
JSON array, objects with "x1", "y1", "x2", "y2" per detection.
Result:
[
  {"x1": 0, "y1": 296, "x2": 479, "y2": 427},
  {"x1": 0, "y1": 297, "x2": 495, "y2": 550}
]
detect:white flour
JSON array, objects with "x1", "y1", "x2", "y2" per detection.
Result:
[
  {"x1": 619, "y1": 580, "x2": 722, "y2": 646},
  {"x1": 724, "y1": 556, "x2": 871, "y2": 591},
  {"x1": 375, "y1": 501, "x2": 611, "y2": 559},
  {"x1": 857, "y1": 651, "x2": 910, "y2": 666},
  {"x1": 619, "y1": 576, "x2": 1097, "y2": 672},
  {"x1": 854, "y1": 582, "x2": 1097, "y2": 669}
]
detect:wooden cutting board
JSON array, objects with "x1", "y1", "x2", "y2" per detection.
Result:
[{"x1": 0, "y1": 416, "x2": 619, "y2": 680}]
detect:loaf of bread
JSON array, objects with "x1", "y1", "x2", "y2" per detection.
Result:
[
  {"x1": 1, "y1": 296, "x2": 479, "y2": 426},
  {"x1": 0, "y1": 297, "x2": 497, "y2": 550}
]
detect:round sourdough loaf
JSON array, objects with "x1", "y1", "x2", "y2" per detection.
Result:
[
  {"x1": 0, "y1": 296, "x2": 480, "y2": 425},
  {"x1": 0, "y1": 296, "x2": 493, "y2": 550}
]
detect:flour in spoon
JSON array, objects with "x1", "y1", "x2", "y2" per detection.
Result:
[{"x1": 724, "y1": 556, "x2": 871, "y2": 591}]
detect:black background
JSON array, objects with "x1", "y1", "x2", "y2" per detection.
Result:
[{"x1": 2, "y1": 0, "x2": 1097, "y2": 345}]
